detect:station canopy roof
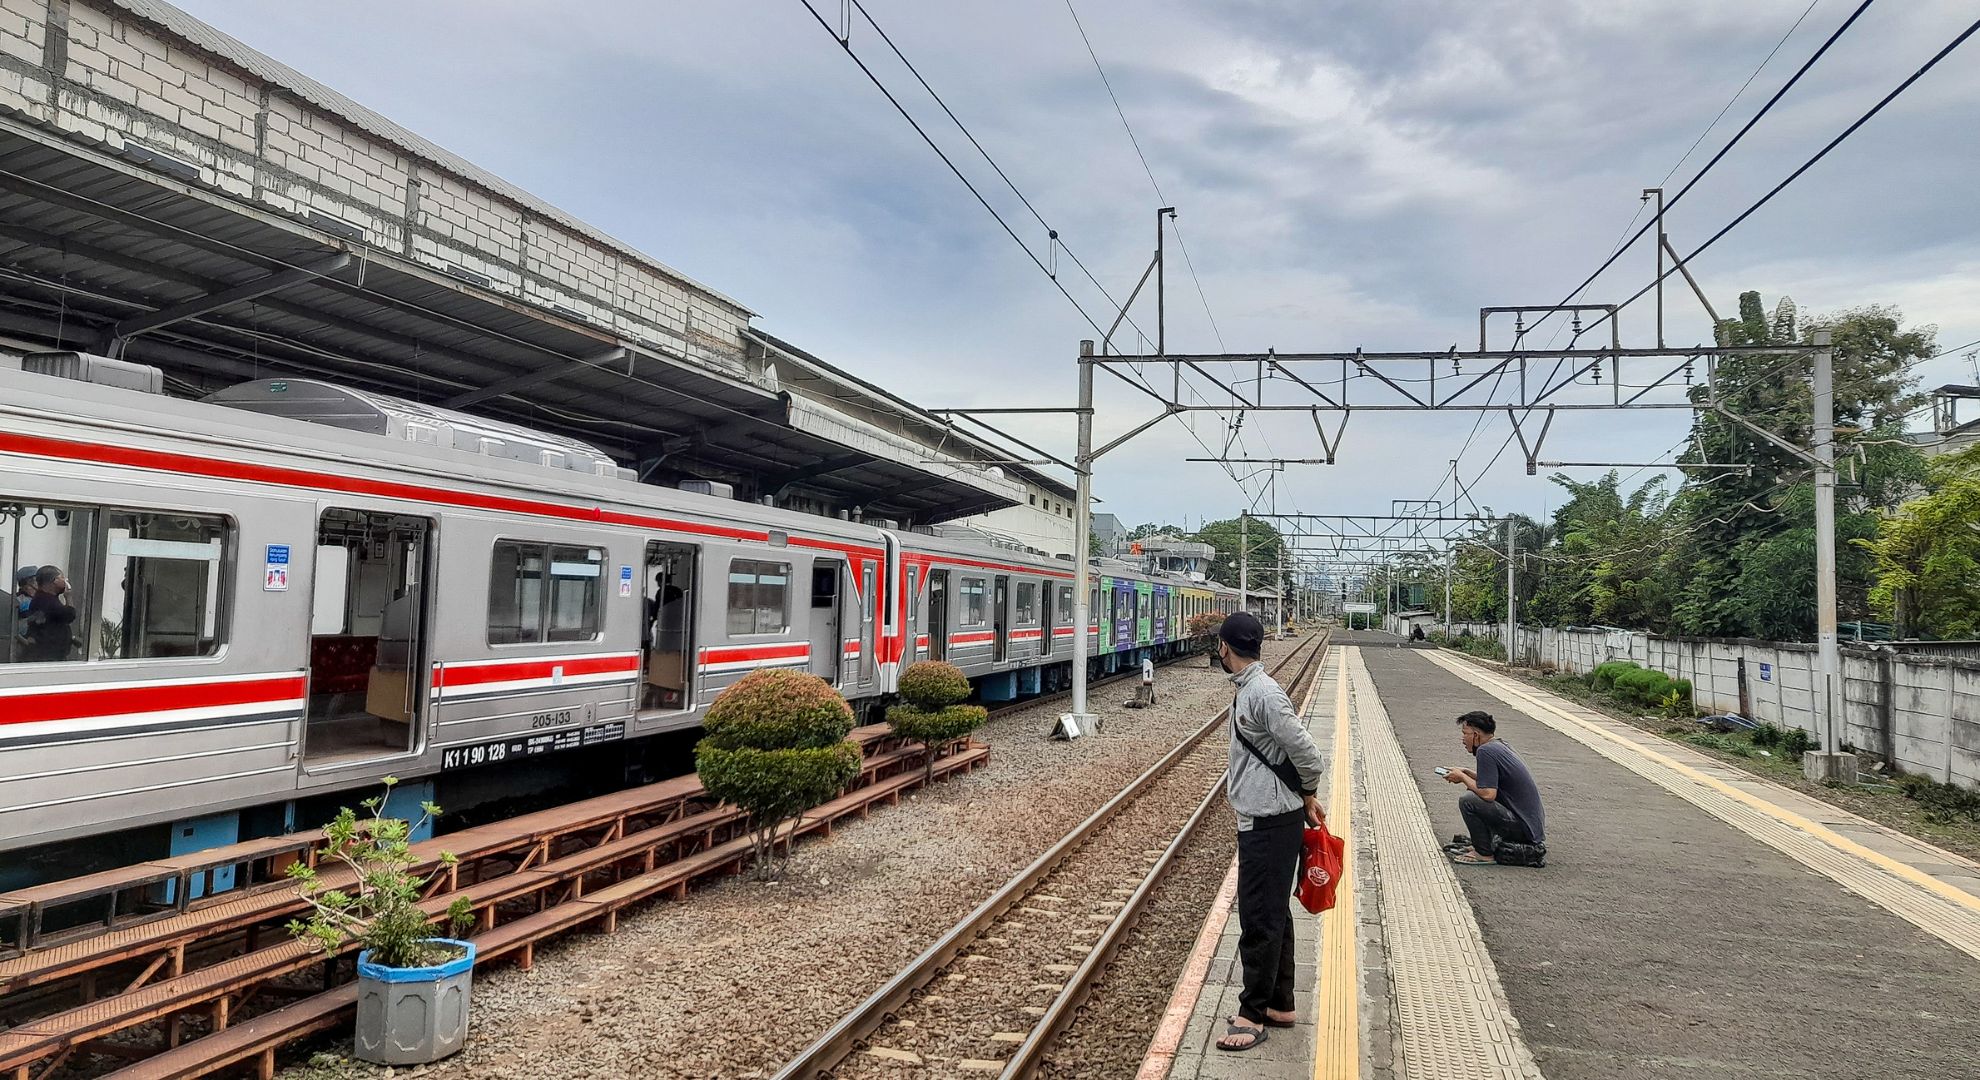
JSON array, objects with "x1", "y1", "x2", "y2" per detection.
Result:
[{"x1": 0, "y1": 122, "x2": 1030, "y2": 524}]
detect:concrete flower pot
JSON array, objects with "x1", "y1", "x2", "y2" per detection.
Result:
[{"x1": 354, "y1": 938, "x2": 474, "y2": 1065}]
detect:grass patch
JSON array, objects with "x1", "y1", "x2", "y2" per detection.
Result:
[{"x1": 1427, "y1": 631, "x2": 1505, "y2": 663}]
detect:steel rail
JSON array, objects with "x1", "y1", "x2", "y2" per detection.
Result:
[{"x1": 774, "y1": 633, "x2": 1327, "y2": 1080}]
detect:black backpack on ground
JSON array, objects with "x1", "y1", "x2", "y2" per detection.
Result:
[{"x1": 1492, "y1": 840, "x2": 1548, "y2": 867}]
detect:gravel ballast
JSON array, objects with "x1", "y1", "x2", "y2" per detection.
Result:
[{"x1": 282, "y1": 638, "x2": 1303, "y2": 1080}]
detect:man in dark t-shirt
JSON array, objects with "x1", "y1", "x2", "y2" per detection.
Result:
[
  {"x1": 1443, "y1": 709, "x2": 1545, "y2": 864},
  {"x1": 23, "y1": 565, "x2": 77, "y2": 663}
]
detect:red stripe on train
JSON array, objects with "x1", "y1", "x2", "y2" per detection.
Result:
[
  {"x1": 435, "y1": 655, "x2": 640, "y2": 689},
  {"x1": 0, "y1": 431, "x2": 770, "y2": 543},
  {"x1": 0, "y1": 675, "x2": 307, "y2": 726},
  {"x1": 701, "y1": 643, "x2": 811, "y2": 663}
]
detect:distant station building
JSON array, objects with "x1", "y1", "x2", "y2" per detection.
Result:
[{"x1": 0, "y1": 0, "x2": 1070, "y2": 528}]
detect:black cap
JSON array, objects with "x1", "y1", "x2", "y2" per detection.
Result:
[{"x1": 1218, "y1": 611, "x2": 1264, "y2": 656}]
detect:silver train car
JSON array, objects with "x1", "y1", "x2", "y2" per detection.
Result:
[{"x1": 0, "y1": 362, "x2": 1232, "y2": 861}]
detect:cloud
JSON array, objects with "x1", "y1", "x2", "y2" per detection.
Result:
[{"x1": 169, "y1": 0, "x2": 1980, "y2": 534}]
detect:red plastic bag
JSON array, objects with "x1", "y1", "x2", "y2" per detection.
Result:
[{"x1": 1298, "y1": 822, "x2": 1345, "y2": 914}]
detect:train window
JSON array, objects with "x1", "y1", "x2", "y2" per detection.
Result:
[
  {"x1": 1015, "y1": 582, "x2": 1036, "y2": 624},
  {"x1": 1058, "y1": 586, "x2": 1072, "y2": 623},
  {"x1": 98, "y1": 511, "x2": 229, "y2": 659},
  {"x1": 729, "y1": 559, "x2": 792, "y2": 635},
  {"x1": 488, "y1": 541, "x2": 603, "y2": 644},
  {"x1": 547, "y1": 547, "x2": 604, "y2": 642},
  {"x1": 3, "y1": 501, "x2": 232, "y2": 664},
  {"x1": 960, "y1": 577, "x2": 986, "y2": 626}
]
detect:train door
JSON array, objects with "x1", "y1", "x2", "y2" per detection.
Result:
[
  {"x1": 303, "y1": 509, "x2": 431, "y2": 766},
  {"x1": 928, "y1": 570, "x2": 950, "y2": 661},
  {"x1": 859, "y1": 561, "x2": 876, "y2": 683},
  {"x1": 992, "y1": 575, "x2": 1009, "y2": 662},
  {"x1": 1039, "y1": 578, "x2": 1054, "y2": 657},
  {"x1": 905, "y1": 565, "x2": 921, "y2": 662},
  {"x1": 807, "y1": 559, "x2": 843, "y2": 684},
  {"x1": 642, "y1": 541, "x2": 697, "y2": 712}
]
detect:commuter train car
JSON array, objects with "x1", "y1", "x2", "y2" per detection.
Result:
[{"x1": 0, "y1": 362, "x2": 1219, "y2": 858}]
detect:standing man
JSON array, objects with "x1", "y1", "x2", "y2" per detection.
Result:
[
  {"x1": 1215, "y1": 611, "x2": 1326, "y2": 1053},
  {"x1": 1443, "y1": 710, "x2": 1546, "y2": 865}
]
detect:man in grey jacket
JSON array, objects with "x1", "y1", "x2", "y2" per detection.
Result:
[{"x1": 1214, "y1": 612, "x2": 1326, "y2": 1053}]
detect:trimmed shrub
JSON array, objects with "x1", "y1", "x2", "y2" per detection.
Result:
[
  {"x1": 696, "y1": 669, "x2": 862, "y2": 879},
  {"x1": 898, "y1": 660, "x2": 971, "y2": 712},
  {"x1": 889, "y1": 660, "x2": 988, "y2": 780},
  {"x1": 1187, "y1": 611, "x2": 1225, "y2": 639}
]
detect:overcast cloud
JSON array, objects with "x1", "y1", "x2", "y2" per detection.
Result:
[{"x1": 173, "y1": 0, "x2": 1980, "y2": 533}]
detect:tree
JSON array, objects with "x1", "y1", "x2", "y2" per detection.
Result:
[
  {"x1": 1127, "y1": 521, "x2": 1185, "y2": 541},
  {"x1": 1662, "y1": 292, "x2": 1932, "y2": 639},
  {"x1": 1193, "y1": 516, "x2": 1287, "y2": 597},
  {"x1": 1857, "y1": 444, "x2": 1980, "y2": 638},
  {"x1": 694, "y1": 669, "x2": 863, "y2": 879},
  {"x1": 886, "y1": 661, "x2": 988, "y2": 781}
]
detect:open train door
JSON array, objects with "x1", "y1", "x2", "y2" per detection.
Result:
[
  {"x1": 808, "y1": 559, "x2": 843, "y2": 685},
  {"x1": 303, "y1": 508, "x2": 430, "y2": 766},
  {"x1": 993, "y1": 575, "x2": 1009, "y2": 662},
  {"x1": 641, "y1": 541, "x2": 696, "y2": 713},
  {"x1": 928, "y1": 570, "x2": 950, "y2": 661}
]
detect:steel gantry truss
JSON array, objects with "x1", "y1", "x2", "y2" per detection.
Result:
[{"x1": 1062, "y1": 331, "x2": 1850, "y2": 780}]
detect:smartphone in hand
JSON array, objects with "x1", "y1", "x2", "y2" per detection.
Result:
[{"x1": 1433, "y1": 766, "x2": 1451, "y2": 777}]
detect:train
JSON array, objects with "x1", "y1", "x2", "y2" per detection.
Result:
[{"x1": 0, "y1": 358, "x2": 1241, "y2": 862}]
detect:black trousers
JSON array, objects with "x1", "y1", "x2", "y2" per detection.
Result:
[
  {"x1": 1459, "y1": 792, "x2": 1531, "y2": 855},
  {"x1": 1235, "y1": 809, "x2": 1304, "y2": 1023}
]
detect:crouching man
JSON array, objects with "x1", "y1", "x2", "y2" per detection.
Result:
[{"x1": 1443, "y1": 710, "x2": 1547, "y2": 866}]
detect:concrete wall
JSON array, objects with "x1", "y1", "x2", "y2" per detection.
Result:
[
  {"x1": 1500, "y1": 626, "x2": 1980, "y2": 791},
  {"x1": 0, "y1": 0, "x2": 751, "y2": 375}
]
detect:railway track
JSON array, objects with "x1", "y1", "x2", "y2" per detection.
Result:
[
  {"x1": 775, "y1": 633, "x2": 1329, "y2": 1080},
  {"x1": 0, "y1": 730, "x2": 988, "y2": 1080}
]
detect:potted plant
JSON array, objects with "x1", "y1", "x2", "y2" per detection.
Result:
[{"x1": 287, "y1": 778, "x2": 477, "y2": 1066}]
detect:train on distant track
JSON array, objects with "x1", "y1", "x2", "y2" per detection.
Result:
[{"x1": 0, "y1": 358, "x2": 1240, "y2": 860}]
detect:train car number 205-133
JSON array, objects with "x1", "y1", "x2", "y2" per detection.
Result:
[{"x1": 440, "y1": 721, "x2": 627, "y2": 771}]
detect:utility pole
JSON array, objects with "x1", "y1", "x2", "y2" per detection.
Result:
[
  {"x1": 1239, "y1": 511, "x2": 1249, "y2": 614},
  {"x1": 1443, "y1": 546, "x2": 1453, "y2": 639},
  {"x1": 1067, "y1": 341, "x2": 1097, "y2": 730},
  {"x1": 1505, "y1": 522, "x2": 1517, "y2": 667},
  {"x1": 1644, "y1": 187, "x2": 1665, "y2": 348},
  {"x1": 1808, "y1": 330, "x2": 1851, "y2": 782}
]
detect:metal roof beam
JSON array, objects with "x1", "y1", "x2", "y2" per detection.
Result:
[
  {"x1": 442, "y1": 346, "x2": 628, "y2": 408},
  {"x1": 101, "y1": 254, "x2": 352, "y2": 356}
]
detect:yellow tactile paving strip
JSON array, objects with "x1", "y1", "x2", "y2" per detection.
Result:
[
  {"x1": 1346, "y1": 648, "x2": 1544, "y2": 1080},
  {"x1": 1425, "y1": 650, "x2": 1980, "y2": 963},
  {"x1": 1312, "y1": 655, "x2": 1358, "y2": 1080}
]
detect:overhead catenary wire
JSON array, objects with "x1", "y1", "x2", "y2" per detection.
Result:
[{"x1": 795, "y1": 0, "x2": 1263, "y2": 498}]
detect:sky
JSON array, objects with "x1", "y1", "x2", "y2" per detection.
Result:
[{"x1": 173, "y1": 0, "x2": 1980, "y2": 538}]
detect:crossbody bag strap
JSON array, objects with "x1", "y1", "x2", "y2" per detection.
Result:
[{"x1": 1232, "y1": 707, "x2": 1306, "y2": 797}]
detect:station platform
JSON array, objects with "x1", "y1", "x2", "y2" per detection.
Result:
[{"x1": 1143, "y1": 631, "x2": 1980, "y2": 1080}]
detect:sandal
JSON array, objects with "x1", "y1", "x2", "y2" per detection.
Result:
[
  {"x1": 1216, "y1": 1019, "x2": 1269, "y2": 1051},
  {"x1": 1449, "y1": 849, "x2": 1498, "y2": 865}
]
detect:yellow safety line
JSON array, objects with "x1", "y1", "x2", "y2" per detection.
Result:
[
  {"x1": 1313, "y1": 650, "x2": 1358, "y2": 1080},
  {"x1": 1429, "y1": 651, "x2": 1980, "y2": 917}
]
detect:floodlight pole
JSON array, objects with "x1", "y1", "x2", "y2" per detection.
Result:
[{"x1": 1239, "y1": 511, "x2": 1250, "y2": 614}]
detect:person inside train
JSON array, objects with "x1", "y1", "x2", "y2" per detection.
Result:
[
  {"x1": 22, "y1": 564, "x2": 77, "y2": 662},
  {"x1": 1443, "y1": 710, "x2": 1547, "y2": 866},
  {"x1": 11, "y1": 565, "x2": 39, "y2": 661}
]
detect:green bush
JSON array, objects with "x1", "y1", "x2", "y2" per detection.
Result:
[
  {"x1": 888, "y1": 661, "x2": 987, "y2": 780},
  {"x1": 897, "y1": 660, "x2": 971, "y2": 712},
  {"x1": 1591, "y1": 661, "x2": 1636, "y2": 691},
  {"x1": 1780, "y1": 727, "x2": 1815, "y2": 758},
  {"x1": 886, "y1": 703, "x2": 989, "y2": 748},
  {"x1": 702, "y1": 668, "x2": 857, "y2": 751},
  {"x1": 696, "y1": 669, "x2": 862, "y2": 879},
  {"x1": 1896, "y1": 772, "x2": 1980, "y2": 824},
  {"x1": 1752, "y1": 723, "x2": 1784, "y2": 748}
]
